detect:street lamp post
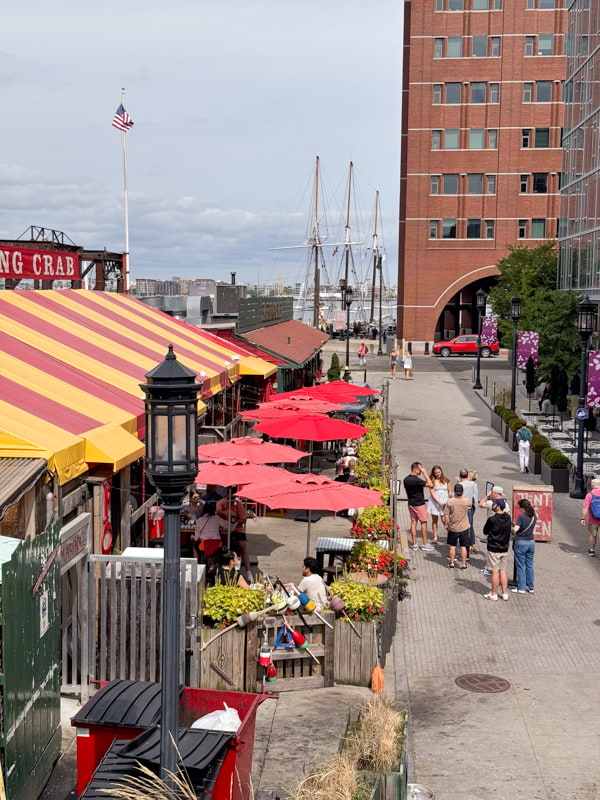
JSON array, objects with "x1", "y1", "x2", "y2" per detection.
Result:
[
  {"x1": 570, "y1": 297, "x2": 598, "y2": 499},
  {"x1": 140, "y1": 345, "x2": 201, "y2": 788},
  {"x1": 340, "y1": 279, "x2": 354, "y2": 380},
  {"x1": 377, "y1": 255, "x2": 384, "y2": 357},
  {"x1": 510, "y1": 295, "x2": 522, "y2": 412},
  {"x1": 473, "y1": 288, "x2": 486, "y2": 390}
]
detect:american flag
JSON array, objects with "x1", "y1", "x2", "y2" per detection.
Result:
[{"x1": 112, "y1": 104, "x2": 134, "y2": 132}]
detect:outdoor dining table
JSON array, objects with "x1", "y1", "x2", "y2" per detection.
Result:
[{"x1": 315, "y1": 536, "x2": 389, "y2": 581}]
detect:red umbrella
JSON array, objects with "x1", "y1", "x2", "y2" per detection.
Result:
[
  {"x1": 195, "y1": 458, "x2": 289, "y2": 487},
  {"x1": 237, "y1": 473, "x2": 383, "y2": 555},
  {"x1": 240, "y1": 407, "x2": 330, "y2": 422},
  {"x1": 197, "y1": 436, "x2": 305, "y2": 464},
  {"x1": 259, "y1": 397, "x2": 345, "y2": 413},
  {"x1": 273, "y1": 382, "x2": 379, "y2": 402},
  {"x1": 252, "y1": 414, "x2": 367, "y2": 442}
]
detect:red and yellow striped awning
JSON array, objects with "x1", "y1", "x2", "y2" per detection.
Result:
[{"x1": 0, "y1": 290, "x2": 270, "y2": 484}]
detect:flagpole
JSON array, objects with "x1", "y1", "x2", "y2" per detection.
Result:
[{"x1": 120, "y1": 87, "x2": 130, "y2": 292}]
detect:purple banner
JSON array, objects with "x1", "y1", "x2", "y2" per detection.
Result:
[
  {"x1": 586, "y1": 351, "x2": 600, "y2": 408},
  {"x1": 516, "y1": 331, "x2": 539, "y2": 369},
  {"x1": 481, "y1": 317, "x2": 497, "y2": 346}
]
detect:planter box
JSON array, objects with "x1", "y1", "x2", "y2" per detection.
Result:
[
  {"x1": 540, "y1": 460, "x2": 571, "y2": 493},
  {"x1": 508, "y1": 430, "x2": 519, "y2": 452},
  {"x1": 490, "y1": 411, "x2": 503, "y2": 435},
  {"x1": 502, "y1": 420, "x2": 509, "y2": 442},
  {"x1": 528, "y1": 449, "x2": 542, "y2": 475}
]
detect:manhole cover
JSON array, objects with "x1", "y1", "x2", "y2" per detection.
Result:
[{"x1": 455, "y1": 673, "x2": 510, "y2": 693}]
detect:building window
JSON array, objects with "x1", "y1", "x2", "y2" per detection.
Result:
[
  {"x1": 491, "y1": 36, "x2": 501, "y2": 56},
  {"x1": 531, "y1": 219, "x2": 546, "y2": 238},
  {"x1": 469, "y1": 129, "x2": 485, "y2": 149},
  {"x1": 434, "y1": 38, "x2": 444, "y2": 58},
  {"x1": 467, "y1": 219, "x2": 481, "y2": 238},
  {"x1": 468, "y1": 173, "x2": 483, "y2": 194},
  {"x1": 523, "y1": 82, "x2": 533, "y2": 102},
  {"x1": 488, "y1": 129, "x2": 498, "y2": 148},
  {"x1": 445, "y1": 129, "x2": 460, "y2": 148},
  {"x1": 534, "y1": 127, "x2": 550, "y2": 147},
  {"x1": 538, "y1": 35, "x2": 554, "y2": 55},
  {"x1": 429, "y1": 220, "x2": 439, "y2": 238},
  {"x1": 520, "y1": 174, "x2": 529, "y2": 193},
  {"x1": 486, "y1": 174, "x2": 496, "y2": 194},
  {"x1": 522, "y1": 128, "x2": 531, "y2": 147},
  {"x1": 432, "y1": 130, "x2": 442, "y2": 149},
  {"x1": 433, "y1": 84, "x2": 442, "y2": 104},
  {"x1": 536, "y1": 80, "x2": 552, "y2": 101},
  {"x1": 436, "y1": 0, "x2": 464, "y2": 8},
  {"x1": 442, "y1": 219, "x2": 457, "y2": 238},
  {"x1": 532, "y1": 173, "x2": 548, "y2": 193},
  {"x1": 527, "y1": 0, "x2": 555, "y2": 6},
  {"x1": 473, "y1": 0, "x2": 502, "y2": 7},
  {"x1": 472, "y1": 36, "x2": 488, "y2": 57},
  {"x1": 525, "y1": 35, "x2": 535, "y2": 56},
  {"x1": 443, "y1": 174, "x2": 459, "y2": 193},
  {"x1": 485, "y1": 220, "x2": 495, "y2": 238},
  {"x1": 489, "y1": 83, "x2": 499, "y2": 102},
  {"x1": 445, "y1": 82, "x2": 462, "y2": 103},
  {"x1": 470, "y1": 82, "x2": 486, "y2": 103},
  {"x1": 431, "y1": 175, "x2": 441, "y2": 194},
  {"x1": 518, "y1": 219, "x2": 527, "y2": 238},
  {"x1": 447, "y1": 36, "x2": 463, "y2": 57}
]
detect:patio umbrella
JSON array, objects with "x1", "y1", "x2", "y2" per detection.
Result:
[
  {"x1": 272, "y1": 382, "x2": 379, "y2": 402},
  {"x1": 525, "y1": 356, "x2": 536, "y2": 411},
  {"x1": 195, "y1": 458, "x2": 289, "y2": 487},
  {"x1": 556, "y1": 368, "x2": 569, "y2": 431},
  {"x1": 237, "y1": 473, "x2": 383, "y2": 555},
  {"x1": 240, "y1": 407, "x2": 330, "y2": 422},
  {"x1": 197, "y1": 436, "x2": 306, "y2": 464},
  {"x1": 259, "y1": 397, "x2": 345, "y2": 413},
  {"x1": 252, "y1": 414, "x2": 367, "y2": 442}
]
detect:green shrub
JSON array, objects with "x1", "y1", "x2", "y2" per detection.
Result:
[
  {"x1": 531, "y1": 433, "x2": 550, "y2": 453},
  {"x1": 501, "y1": 409, "x2": 518, "y2": 424},
  {"x1": 330, "y1": 580, "x2": 385, "y2": 621},
  {"x1": 493, "y1": 404, "x2": 506, "y2": 415},
  {"x1": 203, "y1": 585, "x2": 266, "y2": 627},
  {"x1": 327, "y1": 352, "x2": 341, "y2": 382},
  {"x1": 541, "y1": 447, "x2": 571, "y2": 469},
  {"x1": 509, "y1": 417, "x2": 525, "y2": 433},
  {"x1": 493, "y1": 389, "x2": 512, "y2": 407}
]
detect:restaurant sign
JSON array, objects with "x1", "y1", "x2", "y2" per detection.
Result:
[{"x1": 0, "y1": 244, "x2": 81, "y2": 280}]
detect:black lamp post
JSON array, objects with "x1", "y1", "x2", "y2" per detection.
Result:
[
  {"x1": 473, "y1": 288, "x2": 486, "y2": 390},
  {"x1": 340, "y1": 279, "x2": 354, "y2": 380},
  {"x1": 510, "y1": 295, "x2": 522, "y2": 412},
  {"x1": 377, "y1": 255, "x2": 384, "y2": 357},
  {"x1": 570, "y1": 297, "x2": 598, "y2": 499},
  {"x1": 140, "y1": 345, "x2": 201, "y2": 787}
]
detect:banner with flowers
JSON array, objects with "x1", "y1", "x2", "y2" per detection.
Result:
[
  {"x1": 516, "y1": 331, "x2": 539, "y2": 369},
  {"x1": 481, "y1": 317, "x2": 497, "y2": 345},
  {"x1": 586, "y1": 351, "x2": 600, "y2": 407}
]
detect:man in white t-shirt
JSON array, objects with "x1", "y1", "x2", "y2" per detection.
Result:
[{"x1": 298, "y1": 557, "x2": 328, "y2": 611}]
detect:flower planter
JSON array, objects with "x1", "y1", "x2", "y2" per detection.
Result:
[
  {"x1": 528, "y1": 449, "x2": 542, "y2": 475},
  {"x1": 508, "y1": 430, "x2": 519, "y2": 452},
  {"x1": 490, "y1": 411, "x2": 503, "y2": 435},
  {"x1": 540, "y1": 460, "x2": 570, "y2": 493}
]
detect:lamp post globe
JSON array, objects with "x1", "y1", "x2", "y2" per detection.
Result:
[
  {"x1": 473, "y1": 288, "x2": 486, "y2": 390},
  {"x1": 140, "y1": 345, "x2": 202, "y2": 786},
  {"x1": 510, "y1": 295, "x2": 521, "y2": 412},
  {"x1": 341, "y1": 281, "x2": 354, "y2": 381},
  {"x1": 571, "y1": 297, "x2": 598, "y2": 499}
]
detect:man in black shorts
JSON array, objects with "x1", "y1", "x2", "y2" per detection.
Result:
[{"x1": 444, "y1": 483, "x2": 471, "y2": 569}]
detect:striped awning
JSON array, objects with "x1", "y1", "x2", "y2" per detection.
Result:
[{"x1": 0, "y1": 290, "x2": 259, "y2": 484}]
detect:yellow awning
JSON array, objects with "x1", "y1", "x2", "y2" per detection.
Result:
[
  {"x1": 84, "y1": 423, "x2": 146, "y2": 472},
  {"x1": 238, "y1": 356, "x2": 277, "y2": 378}
]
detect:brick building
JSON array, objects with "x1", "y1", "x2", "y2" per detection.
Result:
[{"x1": 397, "y1": 0, "x2": 567, "y2": 345}]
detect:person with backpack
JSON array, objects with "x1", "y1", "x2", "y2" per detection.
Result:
[
  {"x1": 511, "y1": 498, "x2": 537, "y2": 594},
  {"x1": 581, "y1": 478, "x2": 600, "y2": 556}
]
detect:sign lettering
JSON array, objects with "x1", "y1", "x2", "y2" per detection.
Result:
[
  {"x1": 512, "y1": 485, "x2": 553, "y2": 542},
  {"x1": 0, "y1": 245, "x2": 80, "y2": 280}
]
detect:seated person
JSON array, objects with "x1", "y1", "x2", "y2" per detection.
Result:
[
  {"x1": 298, "y1": 557, "x2": 328, "y2": 611},
  {"x1": 207, "y1": 548, "x2": 249, "y2": 588}
]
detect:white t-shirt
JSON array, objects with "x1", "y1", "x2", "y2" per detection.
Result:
[{"x1": 298, "y1": 573, "x2": 328, "y2": 611}]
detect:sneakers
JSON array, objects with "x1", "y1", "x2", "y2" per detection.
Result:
[
  {"x1": 483, "y1": 592, "x2": 498, "y2": 601},
  {"x1": 501, "y1": 593, "x2": 509, "y2": 601},
  {"x1": 526, "y1": 588, "x2": 535, "y2": 593},
  {"x1": 448, "y1": 561, "x2": 455, "y2": 569},
  {"x1": 588, "y1": 549, "x2": 596, "y2": 557},
  {"x1": 410, "y1": 544, "x2": 419, "y2": 551},
  {"x1": 460, "y1": 564, "x2": 468, "y2": 570},
  {"x1": 421, "y1": 544, "x2": 435, "y2": 551},
  {"x1": 525, "y1": 466, "x2": 529, "y2": 473},
  {"x1": 510, "y1": 588, "x2": 526, "y2": 594},
  {"x1": 479, "y1": 568, "x2": 492, "y2": 576}
]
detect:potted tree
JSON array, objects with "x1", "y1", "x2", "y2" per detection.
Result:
[{"x1": 540, "y1": 447, "x2": 571, "y2": 493}]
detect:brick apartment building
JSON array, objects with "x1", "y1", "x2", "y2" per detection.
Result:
[{"x1": 397, "y1": 0, "x2": 567, "y2": 344}]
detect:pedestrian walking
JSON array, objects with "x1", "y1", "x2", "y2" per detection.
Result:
[
  {"x1": 444, "y1": 483, "x2": 471, "y2": 569},
  {"x1": 358, "y1": 341, "x2": 368, "y2": 366},
  {"x1": 482, "y1": 498, "x2": 512, "y2": 601},
  {"x1": 516, "y1": 421, "x2": 533, "y2": 473},
  {"x1": 580, "y1": 477, "x2": 600, "y2": 556},
  {"x1": 390, "y1": 347, "x2": 398, "y2": 379},
  {"x1": 402, "y1": 352, "x2": 413, "y2": 378},
  {"x1": 403, "y1": 462, "x2": 434, "y2": 551},
  {"x1": 427, "y1": 465, "x2": 452, "y2": 545},
  {"x1": 511, "y1": 498, "x2": 537, "y2": 594}
]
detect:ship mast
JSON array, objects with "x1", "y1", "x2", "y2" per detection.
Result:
[
  {"x1": 369, "y1": 191, "x2": 380, "y2": 323},
  {"x1": 311, "y1": 156, "x2": 321, "y2": 328}
]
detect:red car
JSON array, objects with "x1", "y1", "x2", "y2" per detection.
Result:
[{"x1": 432, "y1": 335, "x2": 500, "y2": 358}]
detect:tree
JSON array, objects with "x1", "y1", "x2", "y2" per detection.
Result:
[
  {"x1": 327, "y1": 352, "x2": 341, "y2": 382},
  {"x1": 487, "y1": 243, "x2": 581, "y2": 379}
]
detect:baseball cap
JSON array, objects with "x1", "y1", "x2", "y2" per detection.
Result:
[
  {"x1": 492, "y1": 485, "x2": 504, "y2": 495},
  {"x1": 493, "y1": 498, "x2": 506, "y2": 510}
]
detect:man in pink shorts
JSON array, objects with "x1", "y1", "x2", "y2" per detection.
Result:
[{"x1": 403, "y1": 462, "x2": 434, "y2": 551}]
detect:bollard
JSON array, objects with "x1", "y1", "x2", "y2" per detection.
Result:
[
  {"x1": 424, "y1": 342, "x2": 430, "y2": 355},
  {"x1": 407, "y1": 342, "x2": 412, "y2": 354}
]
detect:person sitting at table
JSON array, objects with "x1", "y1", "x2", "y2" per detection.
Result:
[
  {"x1": 193, "y1": 497, "x2": 223, "y2": 565},
  {"x1": 181, "y1": 490, "x2": 203, "y2": 524},
  {"x1": 298, "y1": 557, "x2": 328, "y2": 611},
  {"x1": 207, "y1": 548, "x2": 249, "y2": 588},
  {"x1": 216, "y1": 492, "x2": 250, "y2": 574}
]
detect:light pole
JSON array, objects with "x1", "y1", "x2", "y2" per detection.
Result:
[
  {"x1": 473, "y1": 288, "x2": 486, "y2": 390},
  {"x1": 340, "y1": 279, "x2": 354, "y2": 380},
  {"x1": 140, "y1": 345, "x2": 201, "y2": 788},
  {"x1": 570, "y1": 297, "x2": 598, "y2": 499},
  {"x1": 377, "y1": 255, "x2": 384, "y2": 357},
  {"x1": 510, "y1": 295, "x2": 521, "y2": 412}
]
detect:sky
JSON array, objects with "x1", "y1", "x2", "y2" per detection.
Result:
[{"x1": 1, "y1": 1, "x2": 403, "y2": 290}]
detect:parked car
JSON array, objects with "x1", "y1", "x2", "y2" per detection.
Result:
[{"x1": 432, "y1": 335, "x2": 500, "y2": 358}]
